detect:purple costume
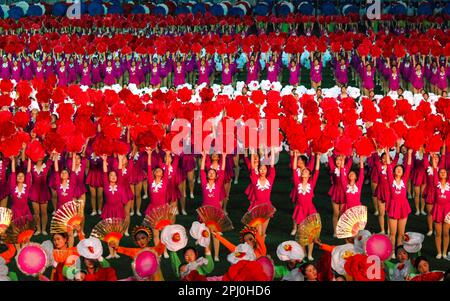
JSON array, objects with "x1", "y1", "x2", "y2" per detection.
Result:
[
  {"x1": 9, "y1": 172, "x2": 33, "y2": 222},
  {"x1": 29, "y1": 161, "x2": 52, "y2": 204}
]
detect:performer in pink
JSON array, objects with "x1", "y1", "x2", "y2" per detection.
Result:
[
  {"x1": 0, "y1": 56, "x2": 11, "y2": 79},
  {"x1": 34, "y1": 60, "x2": 45, "y2": 80},
  {"x1": 409, "y1": 56, "x2": 425, "y2": 93},
  {"x1": 159, "y1": 151, "x2": 180, "y2": 211},
  {"x1": 91, "y1": 58, "x2": 102, "y2": 88},
  {"x1": 86, "y1": 144, "x2": 104, "y2": 216},
  {"x1": 22, "y1": 55, "x2": 34, "y2": 81},
  {"x1": 386, "y1": 148, "x2": 412, "y2": 256},
  {"x1": 220, "y1": 57, "x2": 236, "y2": 86},
  {"x1": 374, "y1": 149, "x2": 399, "y2": 234},
  {"x1": 310, "y1": 53, "x2": 322, "y2": 89},
  {"x1": 340, "y1": 156, "x2": 365, "y2": 213},
  {"x1": 116, "y1": 154, "x2": 133, "y2": 237},
  {"x1": 79, "y1": 61, "x2": 92, "y2": 86},
  {"x1": 197, "y1": 56, "x2": 212, "y2": 85},
  {"x1": 249, "y1": 148, "x2": 277, "y2": 238},
  {"x1": 333, "y1": 56, "x2": 349, "y2": 86},
  {"x1": 245, "y1": 59, "x2": 260, "y2": 84},
  {"x1": 205, "y1": 153, "x2": 228, "y2": 211},
  {"x1": 128, "y1": 143, "x2": 148, "y2": 217},
  {"x1": 412, "y1": 148, "x2": 427, "y2": 216},
  {"x1": 292, "y1": 152, "x2": 320, "y2": 260},
  {"x1": 436, "y1": 64, "x2": 449, "y2": 95},
  {"x1": 127, "y1": 60, "x2": 141, "y2": 86},
  {"x1": 149, "y1": 60, "x2": 162, "y2": 88},
  {"x1": 288, "y1": 55, "x2": 301, "y2": 86},
  {"x1": 43, "y1": 54, "x2": 54, "y2": 80},
  {"x1": 103, "y1": 60, "x2": 117, "y2": 86},
  {"x1": 423, "y1": 149, "x2": 446, "y2": 237},
  {"x1": 173, "y1": 60, "x2": 186, "y2": 87},
  {"x1": 431, "y1": 168, "x2": 450, "y2": 259},
  {"x1": 360, "y1": 59, "x2": 376, "y2": 96},
  {"x1": 56, "y1": 61, "x2": 68, "y2": 87},
  {"x1": 328, "y1": 153, "x2": 353, "y2": 237},
  {"x1": 200, "y1": 150, "x2": 226, "y2": 261},
  {"x1": 9, "y1": 157, "x2": 33, "y2": 223},
  {"x1": 29, "y1": 156, "x2": 52, "y2": 236},
  {"x1": 266, "y1": 59, "x2": 280, "y2": 83},
  {"x1": 53, "y1": 152, "x2": 76, "y2": 209},
  {"x1": 66, "y1": 57, "x2": 78, "y2": 84},
  {"x1": 10, "y1": 59, "x2": 22, "y2": 82}
]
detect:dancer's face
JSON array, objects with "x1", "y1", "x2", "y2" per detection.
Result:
[
  {"x1": 397, "y1": 249, "x2": 408, "y2": 263},
  {"x1": 135, "y1": 232, "x2": 149, "y2": 248},
  {"x1": 108, "y1": 171, "x2": 117, "y2": 183},
  {"x1": 207, "y1": 169, "x2": 217, "y2": 180},
  {"x1": 304, "y1": 265, "x2": 317, "y2": 280},
  {"x1": 53, "y1": 234, "x2": 67, "y2": 249},
  {"x1": 243, "y1": 234, "x2": 256, "y2": 249},
  {"x1": 258, "y1": 165, "x2": 267, "y2": 177},
  {"x1": 61, "y1": 170, "x2": 69, "y2": 181},
  {"x1": 301, "y1": 169, "x2": 310, "y2": 179},
  {"x1": 16, "y1": 172, "x2": 25, "y2": 184},
  {"x1": 348, "y1": 171, "x2": 357, "y2": 182},
  {"x1": 394, "y1": 166, "x2": 404, "y2": 177},
  {"x1": 439, "y1": 168, "x2": 447, "y2": 180},
  {"x1": 417, "y1": 260, "x2": 429, "y2": 274},
  {"x1": 184, "y1": 249, "x2": 197, "y2": 263}
]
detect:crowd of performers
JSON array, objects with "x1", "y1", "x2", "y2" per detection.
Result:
[{"x1": 0, "y1": 14, "x2": 449, "y2": 282}]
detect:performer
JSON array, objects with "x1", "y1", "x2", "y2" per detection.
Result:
[
  {"x1": 9, "y1": 157, "x2": 33, "y2": 222},
  {"x1": 340, "y1": 156, "x2": 365, "y2": 213},
  {"x1": 431, "y1": 168, "x2": 450, "y2": 259},
  {"x1": 29, "y1": 156, "x2": 52, "y2": 236}
]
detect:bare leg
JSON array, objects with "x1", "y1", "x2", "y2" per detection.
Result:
[
  {"x1": 307, "y1": 243, "x2": 314, "y2": 260},
  {"x1": 142, "y1": 180, "x2": 148, "y2": 200},
  {"x1": 371, "y1": 183, "x2": 379, "y2": 215},
  {"x1": 97, "y1": 187, "x2": 104, "y2": 214},
  {"x1": 41, "y1": 203, "x2": 48, "y2": 234},
  {"x1": 413, "y1": 186, "x2": 421, "y2": 214},
  {"x1": 378, "y1": 201, "x2": 386, "y2": 233},
  {"x1": 213, "y1": 236, "x2": 220, "y2": 261},
  {"x1": 89, "y1": 186, "x2": 97, "y2": 214},
  {"x1": 435, "y1": 222, "x2": 443, "y2": 256},
  {"x1": 135, "y1": 182, "x2": 143, "y2": 215},
  {"x1": 420, "y1": 184, "x2": 426, "y2": 213},
  {"x1": 0, "y1": 197, "x2": 7, "y2": 207},
  {"x1": 388, "y1": 219, "x2": 398, "y2": 258},
  {"x1": 179, "y1": 180, "x2": 186, "y2": 213},
  {"x1": 223, "y1": 182, "x2": 231, "y2": 214},
  {"x1": 233, "y1": 155, "x2": 240, "y2": 184},
  {"x1": 397, "y1": 218, "x2": 407, "y2": 246},
  {"x1": 291, "y1": 222, "x2": 298, "y2": 236},
  {"x1": 51, "y1": 189, "x2": 57, "y2": 214},
  {"x1": 32, "y1": 202, "x2": 41, "y2": 234},
  {"x1": 187, "y1": 170, "x2": 195, "y2": 198},
  {"x1": 443, "y1": 223, "x2": 449, "y2": 256},
  {"x1": 332, "y1": 202, "x2": 340, "y2": 236},
  {"x1": 426, "y1": 204, "x2": 433, "y2": 235},
  {"x1": 130, "y1": 185, "x2": 135, "y2": 215},
  {"x1": 124, "y1": 202, "x2": 131, "y2": 235}
]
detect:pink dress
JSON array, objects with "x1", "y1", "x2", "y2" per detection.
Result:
[
  {"x1": 29, "y1": 162, "x2": 52, "y2": 204},
  {"x1": 310, "y1": 64, "x2": 322, "y2": 83},
  {"x1": 411, "y1": 151, "x2": 426, "y2": 186},
  {"x1": 292, "y1": 168, "x2": 319, "y2": 224},
  {"x1": 66, "y1": 158, "x2": 87, "y2": 198},
  {"x1": 289, "y1": 65, "x2": 301, "y2": 86},
  {"x1": 178, "y1": 153, "x2": 196, "y2": 182},
  {"x1": 86, "y1": 154, "x2": 103, "y2": 188},
  {"x1": 205, "y1": 159, "x2": 226, "y2": 201},
  {"x1": 386, "y1": 163, "x2": 411, "y2": 219},
  {"x1": 55, "y1": 173, "x2": 76, "y2": 209},
  {"x1": 431, "y1": 176, "x2": 450, "y2": 223},
  {"x1": 160, "y1": 156, "x2": 180, "y2": 203},
  {"x1": 374, "y1": 154, "x2": 399, "y2": 206},
  {"x1": 328, "y1": 156, "x2": 353, "y2": 204},
  {"x1": 128, "y1": 152, "x2": 147, "y2": 184},
  {"x1": 289, "y1": 154, "x2": 315, "y2": 203},
  {"x1": 249, "y1": 167, "x2": 275, "y2": 210},
  {"x1": 341, "y1": 167, "x2": 364, "y2": 213},
  {"x1": 423, "y1": 154, "x2": 445, "y2": 205},
  {"x1": 200, "y1": 169, "x2": 224, "y2": 209},
  {"x1": 101, "y1": 172, "x2": 125, "y2": 219},
  {"x1": 9, "y1": 172, "x2": 33, "y2": 222},
  {"x1": 145, "y1": 166, "x2": 169, "y2": 214}
]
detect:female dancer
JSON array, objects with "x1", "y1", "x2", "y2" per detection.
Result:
[
  {"x1": 266, "y1": 59, "x2": 280, "y2": 83},
  {"x1": 213, "y1": 226, "x2": 266, "y2": 259},
  {"x1": 29, "y1": 155, "x2": 52, "y2": 236},
  {"x1": 328, "y1": 153, "x2": 353, "y2": 237},
  {"x1": 9, "y1": 157, "x2": 32, "y2": 222},
  {"x1": 423, "y1": 149, "x2": 445, "y2": 236},
  {"x1": 292, "y1": 152, "x2": 320, "y2": 260},
  {"x1": 374, "y1": 148, "x2": 399, "y2": 234},
  {"x1": 173, "y1": 58, "x2": 187, "y2": 87},
  {"x1": 67, "y1": 152, "x2": 87, "y2": 201},
  {"x1": 117, "y1": 154, "x2": 134, "y2": 236},
  {"x1": 196, "y1": 55, "x2": 213, "y2": 85},
  {"x1": 412, "y1": 147, "x2": 427, "y2": 216},
  {"x1": 288, "y1": 54, "x2": 301, "y2": 86},
  {"x1": 129, "y1": 143, "x2": 147, "y2": 216},
  {"x1": 410, "y1": 56, "x2": 425, "y2": 94},
  {"x1": 200, "y1": 150, "x2": 226, "y2": 261},
  {"x1": 0, "y1": 155, "x2": 10, "y2": 207},
  {"x1": 205, "y1": 153, "x2": 228, "y2": 213},
  {"x1": 53, "y1": 152, "x2": 76, "y2": 209},
  {"x1": 169, "y1": 246, "x2": 214, "y2": 279},
  {"x1": 145, "y1": 148, "x2": 170, "y2": 254},
  {"x1": 220, "y1": 55, "x2": 236, "y2": 86},
  {"x1": 386, "y1": 148, "x2": 413, "y2": 257},
  {"x1": 431, "y1": 168, "x2": 450, "y2": 259},
  {"x1": 340, "y1": 156, "x2": 365, "y2": 213},
  {"x1": 245, "y1": 58, "x2": 260, "y2": 84},
  {"x1": 436, "y1": 63, "x2": 449, "y2": 96},
  {"x1": 178, "y1": 152, "x2": 196, "y2": 215},
  {"x1": 159, "y1": 151, "x2": 180, "y2": 213},
  {"x1": 101, "y1": 154, "x2": 125, "y2": 259},
  {"x1": 79, "y1": 61, "x2": 92, "y2": 87},
  {"x1": 248, "y1": 147, "x2": 276, "y2": 238},
  {"x1": 86, "y1": 146, "x2": 103, "y2": 216},
  {"x1": 333, "y1": 55, "x2": 349, "y2": 87},
  {"x1": 360, "y1": 57, "x2": 376, "y2": 96},
  {"x1": 310, "y1": 52, "x2": 323, "y2": 89}
]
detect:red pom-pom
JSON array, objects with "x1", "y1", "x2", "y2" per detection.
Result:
[
  {"x1": 344, "y1": 124, "x2": 363, "y2": 141},
  {"x1": 33, "y1": 120, "x2": 52, "y2": 137},
  {"x1": 250, "y1": 90, "x2": 266, "y2": 106},
  {"x1": 354, "y1": 136, "x2": 375, "y2": 156},
  {"x1": 112, "y1": 140, "x2": 130, "y2": 155},
  {"x1": 404, "y1": 128, "x2": 425, "y2": 151},
  {"x1": 395, "y1": 99, "x2": 412, "y2": 116},
  {"x1": 13, "y1": 111, "x2": 30, "y2": 129},
  {"x1": 225, "y1": 101, "x2": 244, "y2": 120},
  {"x1": 43, "y1": 132, "x2": 65, "y2": 154},
  {"x1": 102, "y1": 123, "x2": 122, "y2": 140},
  {"x1": 404, "y1": 110, "x2": 424, "y2": 127},
  {"x1": 177, "y1": 87, "x2": 193, "y2": 103},
  {"x1": 426, "y1": 134, "x2": 443, "y2": 153},
  {"x1": 280, "y1": 95, "x2": 299, "y2": 116},
  {"x1": 331, "y1": 42, "x2": 341, "y2": 53},
  {"x1": 57, "y1": 103, "x2": 75, "y2": 120},
  {"x1": 390, "y1": 121, "x2": 408, "y2": 139},
  {"x1": 0, "y1": 135, "x2": 22, "y2": 157},
  {"x1": 334, "y1": 135, "x2": 353, "y2": 156},
  {"x1": 312, "y1": 134, "x2": 333, "y2": 153},
  {"x1": 65, "y1": 133, "x2": 86, "y2": 153},
  {"x1": 92, "y1": 135, "x2": 114, "y2": 156},
  {"x1": 26, "y1": 140, "x2": 46, "y2": 162}
]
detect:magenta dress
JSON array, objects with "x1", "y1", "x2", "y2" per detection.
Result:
[
  {"x1": 55, "y1": 173, "x2": 76, "y2": 209},
  {"x1": 113, "y1": 61, "x2": 123, "y2": 80},
  {"x1": 200, "y1": 169, "x2": 224, "y2": 209},
  {"x1": 103, "y1": 65, "x2": 116, "y2": 86},
  {"x1": 67, "y1": 62, "x2": 78, "y2": 84},
  {"x1": 117, "y1": 164, "x2": 134, "y2": 203},
  {"x1": 80, "y1": 66, "x2": 92, "y2": 86},
  {"x1": 249, "y1": 167, "x2": 275, "y2": 210},
  {"x1": 411, "y1": 151, "x2": 426, "y2": 186},
  {"x1": 205, "y1": 159, "x2": 226, "y2": 201},
  {"x1": 288, "y1": 65, "x2": 301, "y2": 86},
  {"x1": 386, "y1": 163, "x2": 411, "y2": 219},
  {"x1": 328, "y1": 156, "x2": 353, "y2": 204},
  {"x1": 145, "y1": 166, "x2": 169, "y2": 214},
  {"x1": 86, "y1": 154, "x2": 103, "y2": 188},
  {"x1": 310, "y1": 64, "x2": 322, "y2": 83},
  {"x1": 178, "y1": 153, "x2": 196, "y2": 182},
  {"x1": 368, "y1": 152, "x2": 380, "y2": 185},
  {"x1": 374, "y1": 154, "x2": 399, "y2": 206},
  {"x1": 128, "y1": 152, "x2": 147, "y2": 184},
  {"x1": 48, "y1": 153, "x2": 65, "y2": 191},
  {"x1": 128, "y1": 65, "x2": 141, "y2": 85},
  {"x1": 91, "y1": 63, "x2": 102, "y2": 84},
  {"x1": 0, "y1": 158, "x2": 10, "y2": 200},
  {"x1": 436, "y1": 69, "x2": 449, "y2": 91},
  {"x1": 246, "y1": 64, "x2": 259, "y2": 84},
  {"x1": 410, "y1": 69, "x2": 424, "y2": 90},
  {"x1": 160, "y1": 156, "x2": 180, "y2": 203},
  {"x1": 101, "y1": 172, "x2": 125, "y2": 219},
  {"x1": 29, "y1": 162, "x2": 52, "y2": 204},
  {"x1": 292, "y1": 167, "x2": 319, "y2": 224},
  {"x1": 11, "y1": 64, "x2": 21, "y2": 82},
  {"x1": 423, "y1": 154, "x2": 445, "y2": 205},
  {"x1": 221, "y1": 64, "x2": 236, "y2": 85},
  {"x1": 56, "y1": 66, "x2": 68, "y2": 87},
  {"x1": 431, "y1": 176, "x2": 450, "y2": 223},
  {"x1": 335, "y1": 61, "x2": 349, "y2": 85},
  {"x1": 388, "y1": 71, "x2": 401, "y2": 91},
  {"x1": 266, "y1": 64, "x2": 279, "y2": 82},
  {"x1": 43, "y1": 60, "x2": 54, "y2": 80},
  {"x1": 341, "y1": 167, "x2": 364, "y2": 213},
  {"x1": 244, "y1": 156, "x2": 256, "y2": 204},
  {"x1": 34, "y1": 65, "x2": 44, "y2": 80},
  {"x1": 0, "y1": 61, "x2": 11, "y2": 79},
  {"x1": 149, "y1": 66, "x2": 161, "y2": 86},
  {"x1": 197, "y1": 63, "x2": 211, "y2": 85},
  {"x1": 67, "y1": 157, "x2": 87, "y2": 198},
  {"x1": 22, "y1": 60, "x2": 34, "y2": 81},
  {"x1": 173, "y1": 64, "x2": 186, "y2": 87},
  {"x1": 9, "y1": 172, "x2": 33, "y2": 222},
  {"x1": 362, "y1": 68, "x2": 375, "y2": 90},
  {"x1": 289, "y1": 155, "x2": 315, "y2": 203}
]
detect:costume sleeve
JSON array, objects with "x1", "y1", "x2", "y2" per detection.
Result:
[
  {"x1": 357, "y1": 167, "x2": 365, "y2": 190},
  {"x1": 319, "y1": 243, "x2": 335, "y2": 253},
  {"x1": 198, "y1": 254, "x2": 214, "y2": 275},
  {"x1": 213, "y1": 233, "x2": 236, "y2": 253},
  {"x1": 116, "y1": 246, "x2": 139, "y2": 259},
  {"x1": 274, "y1": 265, "x2": 289, "y2": 279},
  {"x1": 99, "y1": 258, "x2": 110, "y2": 268},
  {"x1": 311, "y1": 168, "x2": 320, "y2": 189},
  {"x1": 0, "y1": 244, "x2": 16, "y2": 264},
  {"x1": 153, "y1": 242, "x2": 166, "y2": 256},
  {"x1": 169, "y1": 251, "x2": 182, "y2": 278}
]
